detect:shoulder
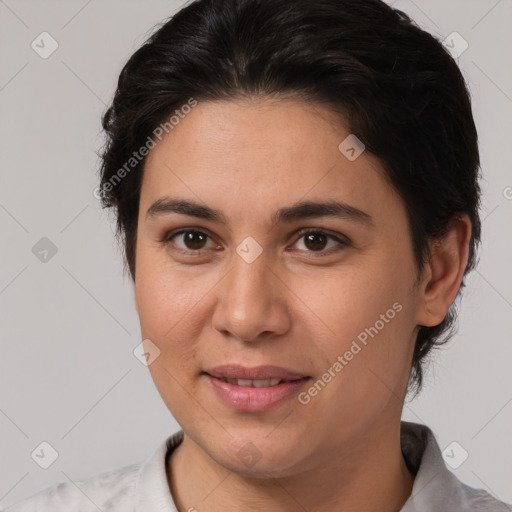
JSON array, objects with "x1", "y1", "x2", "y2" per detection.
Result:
[
  {"x1": 2, "y1": 462, "x2": 140, "y2": 512},
  {"x1": 458, "y1": 481, "x2": 512, "y2": 512},
  {"x1": 400, "y1": 422, "x2": 512, "y2": 512},
  {"x1": 2, "y1": 431, "x2": 183, "y2": 512}
]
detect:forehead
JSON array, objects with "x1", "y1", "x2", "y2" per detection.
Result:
[{"x1": 141, "y1": 98, "x2": 398, "y2": 225}]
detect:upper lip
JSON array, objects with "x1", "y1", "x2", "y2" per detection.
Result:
[{"x1": 204, "y1": 365, "x2": 309, "y2": 381}]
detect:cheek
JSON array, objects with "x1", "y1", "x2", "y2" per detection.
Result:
[
  {"x1": 134, "y1": 261, "x2": 207, "y2": 422},
  {"x1": 298, "y1": 263, "x2": 416, "y2": 411},
  {"x1": 135, "y1": 245, "x2": 208, "y2": 341},
  {"x1": 134, "y1": 256, "x2": 206, "y2": 387},
  {"x1": 304, "y1": 263, "x2": 409, "y2": 348},
  {"x1": 299, "y1": 304, "x2": 414, "y2": 446}
]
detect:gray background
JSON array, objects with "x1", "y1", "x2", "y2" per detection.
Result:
[{"x1": 1, "y1": 0, "x2": 511, "y2": 507}]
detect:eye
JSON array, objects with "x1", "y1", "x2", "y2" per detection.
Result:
[
  {"x1": 161, "y1": 228, "x2": 349, "y2": 257},
  {"x1": 290, "y1": 229, "x2": 348, "y2": 255},
  {"x1": 163, "y1": 229, "x2": 219, "y2": 254}
]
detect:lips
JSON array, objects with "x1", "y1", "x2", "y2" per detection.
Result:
[
  {"x1": 203, "y1": 364, "x2": 311, "y2": 412},
  {"x1": 204, "y1": 364, "x2": 309, "y2": 382}
]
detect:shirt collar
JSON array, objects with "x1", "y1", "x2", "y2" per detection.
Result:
[
  {"x1": 400, "y1": 421, "x2": 467, "y2": 511},
  {"x1": 135, "y1": 430, "x2": 183, "y2": 512}
]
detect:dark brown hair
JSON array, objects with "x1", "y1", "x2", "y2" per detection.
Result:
[{"x1": 98, "y1": 0, "x2": 481, "y2": 394}]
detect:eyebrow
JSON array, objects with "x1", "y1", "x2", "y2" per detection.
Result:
[{"x1": 145, "y1": 197, "x2": 374, "y2": 227}]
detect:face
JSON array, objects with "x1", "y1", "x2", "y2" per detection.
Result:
[{"x1": 134, "y1": 98, "x2": 422, "y2": 477}]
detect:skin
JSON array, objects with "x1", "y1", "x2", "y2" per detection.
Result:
[{"x1": 134, "y1": 98, "x2": 471, "y2": 512}]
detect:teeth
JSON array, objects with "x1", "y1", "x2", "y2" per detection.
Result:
[
  {"x1": 252, "y1": 379, "x2": 270, "y2": 388},
  {"x1": 237, "y1": 379, "x2": 254, "y2": 387},
  {"x1": 225, "y1": 378, "x2": 284, "y2": 387}
]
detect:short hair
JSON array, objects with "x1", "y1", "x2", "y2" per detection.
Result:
[{"x1": 98, "y1": 0, "x2": 481, "y2": 395}]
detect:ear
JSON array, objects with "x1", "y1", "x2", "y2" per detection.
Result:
[{"x1": 415, "y1": 214, "x2": 472, "y2": 327}]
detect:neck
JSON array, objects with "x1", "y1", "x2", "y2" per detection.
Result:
[{"x1": 167, "y1": 420, "x2": 414, "y2": 512}]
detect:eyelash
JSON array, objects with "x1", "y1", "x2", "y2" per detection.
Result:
[{"x1": 161, "y1": 228, "x2": 349, "y2": 257}]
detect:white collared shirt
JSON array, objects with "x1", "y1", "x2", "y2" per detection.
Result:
[{"x1": 3, "y1": 422, "x2": 511, "y2": 511}]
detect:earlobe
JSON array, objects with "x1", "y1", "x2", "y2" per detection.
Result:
[{"x1": 416, "y1": 215, "x2": 472, "y2": 327}]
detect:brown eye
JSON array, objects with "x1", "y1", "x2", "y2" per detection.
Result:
[
  {"x1": 164, "y1": 229, "x2": 215, "y2": 253},
  {"x1": 303, "y1": 232, "x2": 328, "y2": 251},
  {"x1": 181, "y1": 231, "x2": 208, "y2": 250},
  {"x1": 292, "y1": 229, "x2": 348, "y2": 255}
]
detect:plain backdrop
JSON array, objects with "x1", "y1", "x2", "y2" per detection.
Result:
[{"x1": 1, "y1": 0, "x2": 511, "y2": 508}]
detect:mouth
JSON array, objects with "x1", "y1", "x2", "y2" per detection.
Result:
[
  {"x1": 207, "y1": 376, "x2": 305, "y2": 387},
  {"x1": 202, "y1": 365, "x2": 312, "y2": 412}
]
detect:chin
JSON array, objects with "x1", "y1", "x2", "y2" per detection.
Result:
[{"x1": 209, "y1": 435, "x2": 307, "y2": 479}]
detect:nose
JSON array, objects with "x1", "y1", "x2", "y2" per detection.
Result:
[{"x1": 211, "y1": 252, "x2": 291, "y2": 342}]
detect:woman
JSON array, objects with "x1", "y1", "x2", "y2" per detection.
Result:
[{"x1": 5, "y1": 0, "x2": 511, "y2": 510}]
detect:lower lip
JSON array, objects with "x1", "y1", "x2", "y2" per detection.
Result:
[{"x1": 205, "y1": 374, "x2": 311, "y2": 412}]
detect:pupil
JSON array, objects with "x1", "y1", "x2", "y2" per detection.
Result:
[
  {"x1": 305, "y1": 233, "x2": 327, "y2": 251},
  {"x1": 185, "y1": 231, "x2": 207, "y2": 250}
]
